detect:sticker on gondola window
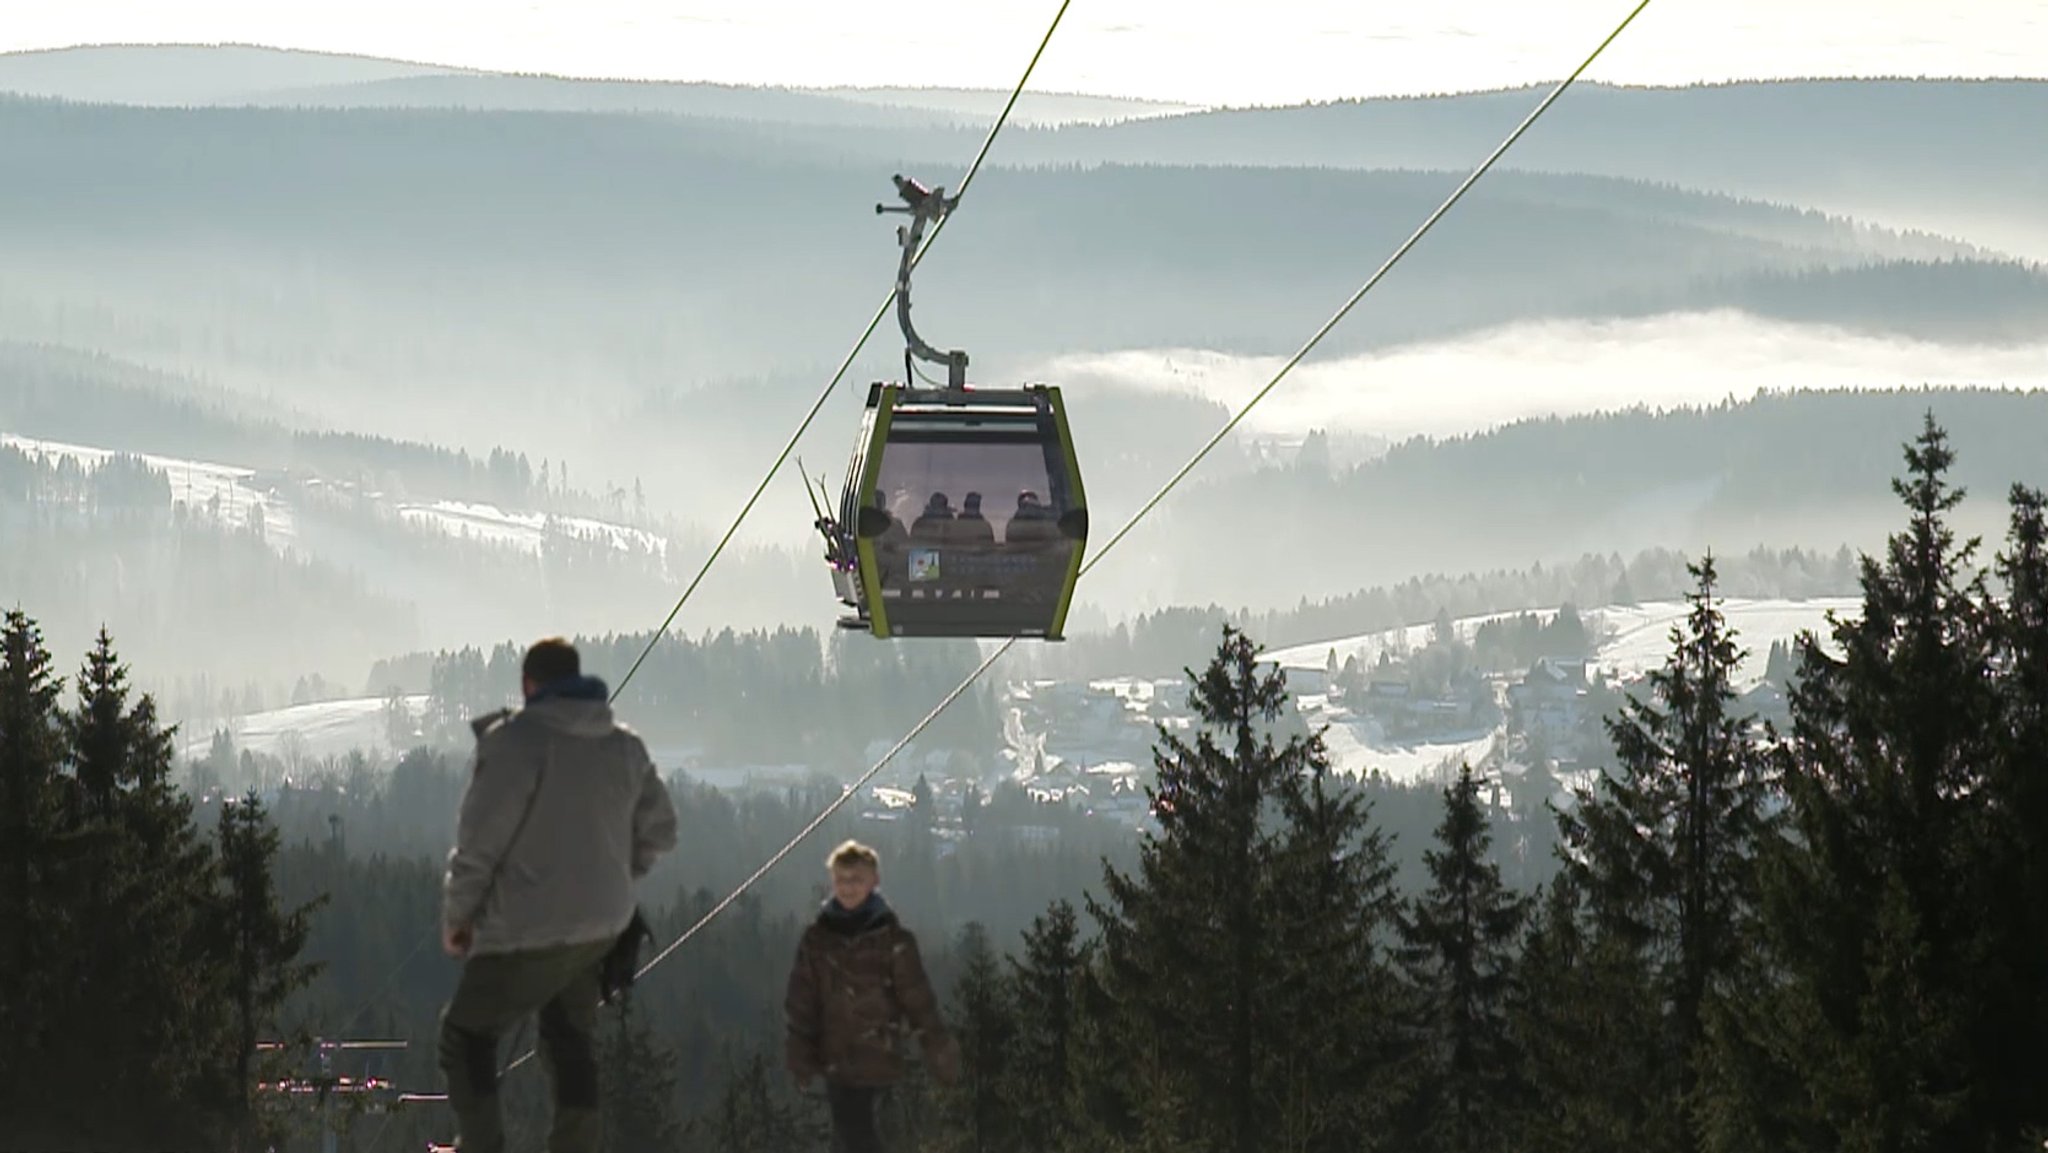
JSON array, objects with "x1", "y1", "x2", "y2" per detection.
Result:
[{"x1": 909, "y1": 549, "x2": 941, "y2": 581}]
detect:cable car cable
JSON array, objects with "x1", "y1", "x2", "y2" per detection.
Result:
[
  {"x1": 486, "y1": 0, "x2": 1657, "y2": 1085},
  {"x1": 373, "y1": 0, "x2": 1076, "y2": 1093},
  {"x1": 604, "y1": 0, "x2": 1075, "y2": 705}
]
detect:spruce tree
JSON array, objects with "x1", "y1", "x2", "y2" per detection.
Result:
[
  {"x1": 52, "y1": 629, "x2": 221, "y2": 1140},
  {"x1": 0, "y1": 609, "x2": 67, "y2": 1131},
  {"x1": 1005, "y1": 900, "x2": 1091, "y2": 1152},
  {"x1": 1396, "y1": 763, "x2": 1530, "y2": 1153},
  {"x1": 1266, "y1": 746, "x2": 1405, "y2": 1151},
  {"x1": 600, "y1": 994, "x2": 686, "y2": 1153},
  {"x1": 1752, "y1": 415, "x2": 2005, "y2": 1149},
  {"x1": 1559, "y1": 553, "x2": 1771, "y2": 1150},
  {"x1": 1506, "y1": 869, "x2": 1662, "y2": 1153},
  {"x1": 212, "y1": 791, "x2": 325, "y2": 1152},
  {"x1": 1087, "y1": 625, "x2": 1393, "y2": 1153},
  {"x1": 1985, "y1": 482, "x2": 2048, "y2": 1141},
  {"x1": 693, "y1": 1049, "x2": 820, "y2": 1153},
  {"x1": 932, "y1": 922, "x2": 1018, "y2": 1153}
]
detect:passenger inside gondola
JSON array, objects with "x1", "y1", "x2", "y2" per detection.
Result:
[
  {"x1": 1005, "y1": 489, "x2": 1058, "y2": 544},
  {"x1": 912, "y1": 493, "x2": 954, "y2": 541},
  {"x1": 954, "y1": 492, "x2": 995, "y2": 544},
  {"x1": 871, "y1": 490, "x2": 909, "y2": 581}
]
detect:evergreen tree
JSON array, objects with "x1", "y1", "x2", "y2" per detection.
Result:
[
  {"x1": 1983, "y1": 482, "x2": 2048, "y2": 1141},
  {"x1": 1560, "y1": 554, "x2": 1771, "y2": 1150},
  {"x1": 0, "y1": 609, "x2": 67, "y2": 1134},
  {"x1": 693, "y1": 1049, "x2": 820, "y2": 1153},
  {"x1": 1747, "y1": 415, "x2": 2006, "y2": 1149},
  {"x1": 1611, "y1": 569, "x2": 1639, "y2": 608},
  {"x1": 52, "y1": 629, "x2": 222, "y2": 1141},
  {"x1": 600, "y1": 993, "x2": 686, "y2": 1153},
  {"x1": 1990, "y1": 483, "x2": 2048, "y2": 1138},
  {"x1": 1763, "y1": 639, "x2": 1795, "y2": 685},
  {"x1": 1086, "y1": 625, "x2": 1391, "y2": 1153},
  {"x1": 213, "y1": 791, "x2": 325, "y2": 1152},
  {"x1": 1395, "y1": 763, "x2": 1530, "y2": 1153},
  {"x1": 1506, "y1": 869, "x2": 1662, "y2": 1153},
  {"x1": 1005, "y1": 900, "x2": 1091, "y2": 1152},
  {"x1": 1265, "y1": 744, "x2": 1406, "y2": 1151},
  {"x1": 931, "y1": 922, "x2": 1019, "y2": 1152}
]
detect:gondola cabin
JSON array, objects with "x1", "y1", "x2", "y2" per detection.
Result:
[{"x1": 828, "y1": 382, "x2": 1086, "y2": 639}]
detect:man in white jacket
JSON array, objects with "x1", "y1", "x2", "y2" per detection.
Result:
[{"x1": 437, "y1": 637, "x2": 679, "y2": 1153}]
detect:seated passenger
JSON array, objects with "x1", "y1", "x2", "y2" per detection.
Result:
[
  {"x1": 869, "y1": 490, "x2": 909, "y2": 582},
  {"x1": 911, "y1": 492, "x2": 954, "y2": 542},
  {"x1": 1004, "y1": 490, "x2": 1058, "y2": 544},
  {"x1": 952, "y1": 492, "x2": 995, "y2": 545}
]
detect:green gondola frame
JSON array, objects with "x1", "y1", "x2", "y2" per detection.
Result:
[{"x1": 829, "y1": 381, "x2": 1087, "y2": 639}]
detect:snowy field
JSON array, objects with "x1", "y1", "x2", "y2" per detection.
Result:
[
  {"x1": 1590, "y1": 597, "x2": 1859, "y2": 685},
  {"x1": 176, "y1": 694, "x2": 431, "y2": 764},
  {"x1": 1260, "y1": 596, "x2": 1862, "y2": 787},
  {"x1": 3, "y1": 432, "x2": 300, "y2": 552},
  {"x1": 1300, "y1": 691, "x2": 1500, "y2": 787},
  {"x1": 1266, "y1": 597, "x2": 1858, "y2": 689},
  {"x1": 396, "y1": 500, "x2": 669, "y2": 558},
  {"x1": 1264, "y1": 606, "x2": 1568, "y2": 675},
  {"x1": 4, "y1": 431, "x2": 667, "y2": 568}
]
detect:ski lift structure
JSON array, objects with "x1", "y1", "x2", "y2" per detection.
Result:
[{"x1": 808, "y1": 174, "x2": 1088, "y2": 640}]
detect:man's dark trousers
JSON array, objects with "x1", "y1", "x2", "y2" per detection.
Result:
[{"x1": 437, "y1": 937, "x2": 614, "y2": 1153}]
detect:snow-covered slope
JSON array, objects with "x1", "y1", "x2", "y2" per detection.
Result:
[
  {"x1": 1590, "y1": 597, "x2": 1858, "y2": 685},
  {"x1": 176, "y1": 694, "x2": 430, "y2": 765},
  {"x1": 3, "y1": 432, "x2": 300, "y2": 552},
  {"x1": 3, "y1": 430, "x2": 667, "y2": 564},
  {"x1": 1267, "y1": 597, "x2": 1857, "y2": 688},
  {"x1": 1262, "y1": 596, "x2": 1861, "y2": 788}
]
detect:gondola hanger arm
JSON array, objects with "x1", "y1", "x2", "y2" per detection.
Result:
[{"x1": 877, "y1": 174, "x2": 969, "y2": 389}]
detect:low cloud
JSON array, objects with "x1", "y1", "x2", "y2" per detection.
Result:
[{"x1": 1032, "y1": 310, "x2": 2048, "y2": 443}]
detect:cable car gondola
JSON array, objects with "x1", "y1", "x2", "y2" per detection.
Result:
[{"x1": 810, "y1": 175, "x2": 1088, "y2": 640}]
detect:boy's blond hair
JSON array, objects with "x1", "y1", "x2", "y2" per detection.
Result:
[{"x1": 827, "y1": 839, "x2": 880, "y2": 873}]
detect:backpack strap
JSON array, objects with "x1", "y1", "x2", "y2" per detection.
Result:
[{"x1": 471, "y1": 714, "x2": 549, "y2": 922}]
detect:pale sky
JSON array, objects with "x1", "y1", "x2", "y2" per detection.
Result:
[{"x1": 5, "y1": 0, "x2": 2045, "y2": 106}]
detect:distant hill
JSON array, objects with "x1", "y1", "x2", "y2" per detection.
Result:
[
  {"x1": 5, "y1": 89, "x2": 2038, "y2": 550},
  {"x1": 9, "y1": 51, "x2": 2043, "y2": 252},
  {"x1": 1099, "y1": 387, "x2": 2048, "y2": 613},
  {"x1": 0, "y1": 44, "x2": 1182, "y2": 127},
  {"x1": 0, "y1": 95, "x2": 1989, "y2": 401},
  {"x1": 1004, "y1": 79, "x2": 2048, "y2": 261},
  {"x1": 800, "y1": 85, "x2": 1197, "y2": 125},
  {"x1": 0, "y1": 43, "x2": 468, "y2": 104}
]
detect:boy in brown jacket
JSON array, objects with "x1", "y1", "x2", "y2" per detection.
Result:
[{"x1": 785, "y1": 840, "x2": 960, "y2": 1152}]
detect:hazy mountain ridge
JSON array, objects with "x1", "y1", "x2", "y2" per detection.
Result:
[
  {"x1": 8, "y1": 52, "x2": 2047, "y2": 656},
  {"x1": 0, "y1": 344, "x2": 826, "y2": 694},
  {"x1": 0, "y1": 93, "x2": 2004, "y2": 505},
  {"x1": 0, "y1": 43, "x2": 470, "y2": 104},
  {"x1": 1576, "y1": 258, "x2": 2048, "y2": 344},
  {"x1": 17, "y1": 355, "x2": 2048, "y2": 707},
  {"x1": 1109, "y1": 387, "x2": 2048, "y2": 611},
  {"x1": 0, "y1": 43, "x2": 1180, "y2": 127}
]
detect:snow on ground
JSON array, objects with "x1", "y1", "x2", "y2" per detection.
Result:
[
  {"x1": 175, "y1": 694, "x2": 430, "y2": 764},
  {"x1": 396, "y1": 500, "x2": 548, "y2": 552},
  {"x1": 1586, "y1": 597, "x2": 1858, "y2": 686},
  {"x1": 1297, "y1": 692, "x2": 1499, "y2": 788},
  {"x1": 1264, "y1": 597, "x2": 1857, "y2": 687},
  {"x1": 1263, "y1": 606, "x2": 1565, "y2": 673},
  {"x1": 554, "y1": 514, "x2": 670, "y2": 557},
  {"x1": 2, "y1": 431, "x2": 299, "y2": 551},
  {"x1": 1261, "y1": 596, "x2": 1861, "y2": 788},
  {"x1": 396, "y1": 500, "x2": 669, "y2": 560},
  {"x1": 5, "y1": 431, "x2": 666, "y2": 571}
]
